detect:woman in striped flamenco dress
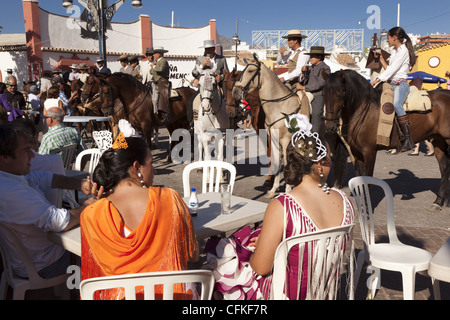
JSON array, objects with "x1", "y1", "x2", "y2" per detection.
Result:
[{"x1": 204, "y1": 114, "x2": 354, "y2": 300}]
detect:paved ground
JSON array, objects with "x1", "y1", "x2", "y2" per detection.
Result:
[{"x1": 151, "y1": 127, "x2": 450, "y2": 300}]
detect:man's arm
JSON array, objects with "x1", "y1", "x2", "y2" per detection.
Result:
[{"x1": 51, "y1": 174, "x2": 92, "y2": 195}]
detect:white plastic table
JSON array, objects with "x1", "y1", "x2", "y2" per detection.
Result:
[{"x1": 47, "y1": 192, "x2": 268, "y2": 256}]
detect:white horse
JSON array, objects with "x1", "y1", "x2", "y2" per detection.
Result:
[
  {"x1": 193, "y1": 64, "x2": 231, "y2": 163},
  {"x1": 232, "y1": 55, "x2": 308, "y2": 198}
]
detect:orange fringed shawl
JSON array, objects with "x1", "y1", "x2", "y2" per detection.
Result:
[{"x1": 80, "y1": 187, "x2": 198, "y2": 300}]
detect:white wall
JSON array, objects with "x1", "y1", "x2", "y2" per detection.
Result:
[
  {"x1": 0, "y1": 51, "x2": 29, "y2": 90},
  {"x1": 39, "y1": 8, "x2": 141, "y2": 53},
  {"x1": 151, "y1": 23, "x2": 210, "y2": 56}
]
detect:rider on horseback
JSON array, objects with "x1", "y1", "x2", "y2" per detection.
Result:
[
  {"x1": 371, "y1": 27, "x2": 416, "y2": 153},
  {"x1": 147, "y1": 46, "x2": 171, "y2": 126},
  {"x1": 187, "y1": 39, "x2": 229, "y2": 128},
  {"x1": 277, "y1": 29, "x2": 309, "y2": 89}
]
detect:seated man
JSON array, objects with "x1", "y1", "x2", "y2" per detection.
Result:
[
  {"x1": 0, "y1": 123, "x2": 95, "y2": 279},
  {"x1": 38, "y1": 107, "x2": 86, "y2": 156}
]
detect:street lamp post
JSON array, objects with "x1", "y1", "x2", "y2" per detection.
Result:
[
  {"x1": 232, "y1": 18, "x2": 240, "y2": 70},
  {"x1": 62, "y1": 0, "x2": 142, "y2": 66}
]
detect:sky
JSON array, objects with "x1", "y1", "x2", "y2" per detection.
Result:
[{"x1": 2, "y1": 0, "x2": 449, "y2": 47}]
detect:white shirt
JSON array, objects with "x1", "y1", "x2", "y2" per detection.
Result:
[
  {"x1": 27, "y1": 93, "x2": 42, "y2": 111},
  {"x1": 377, "y1": 44, "x2": 411, "y2": 82},
  {"x1": 141, "y1": 60, "x2": 153, "y2": 84},
  {"x1": 0, "y1": 170, "x2": 69, "y2": 277},
  {"x1": 277, "y1": 46, "x2": 310, "y2": 82}
]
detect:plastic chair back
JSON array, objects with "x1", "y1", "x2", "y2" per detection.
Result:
[
  {"x1": 79, "y1": 270, "x2": 215, "y2": 300},
  {"x1": 182, "y1": 160, "x2": 236, "y2": 197},
  {"x1": 50, "y1": 143, "x2": 79, "y2": 169},
  {"x1": 0, "y1": 223, "x2": 69, "y2": 299},
  {"x1": 271, "y1": 224, "x2": 354, "y2": 300},
  {"x1": 74, "y1": 148, "x2": 102, "y2": 175},
  {"x1": 348, "y1": 176, "x2": 400, "y2": 246}
]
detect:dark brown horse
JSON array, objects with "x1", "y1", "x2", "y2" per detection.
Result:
[
  {"x1": 81, "y1": 73, "x2": 196, "y2": 157},
  {"x1": 323, "y1": 69, "x2": 450, "y2": 211}
]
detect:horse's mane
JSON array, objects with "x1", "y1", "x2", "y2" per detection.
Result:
[
  {"x1": 110, "y1": 72, "x2": 148, "y2": 91},
  {"x1": 325, "y1": 69, "x2": 380, "y2": 114}
]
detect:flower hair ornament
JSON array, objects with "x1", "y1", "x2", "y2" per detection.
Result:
[
  {"x1": 112, "y1": 120, "x2": 142, "y2": 150},
  {"x1": 112, "y1": 132, "x2": 128, "y2": 150},
  {"x1": 284, "y1": 113, "x2": 330, "y2": 193},
  {"x1": 284, "y1": 114, "x2": 327, "y2": 162}
]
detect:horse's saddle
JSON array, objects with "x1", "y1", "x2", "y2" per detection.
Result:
[
  {"x1": 377, "y1": 83, "x2": 433, "y2": 146},
  {"x1": 403, "y1": 86, "x2": 432, "y2": 112},
  {"x1": 169, "y1": 89, "x2": 179, "y2": 99}
]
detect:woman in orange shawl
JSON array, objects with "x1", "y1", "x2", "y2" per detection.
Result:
[{"x1": 80, "y1": 134, "x2": 198, "y2": 299}]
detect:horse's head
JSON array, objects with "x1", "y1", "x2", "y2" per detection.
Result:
[
  {"x1": 80, "y1": 74, "x2": 100, "y2": 104},
  {"x1": 99, "y1": 82, "x2": 114, "y2": 116},
  {"x1": 223, "y1": 69, "x2": 242, "y2": 118},
  {"x1": 232, "y1": 54, "x2": 260, "y2": 102},
  {"x1": 322, "y1": 69, "x2": 346, "y2": 134}
]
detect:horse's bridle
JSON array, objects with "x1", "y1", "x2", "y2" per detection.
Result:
[{"x1": 233, "y1": 62, "x2": 262, "y2": 98}]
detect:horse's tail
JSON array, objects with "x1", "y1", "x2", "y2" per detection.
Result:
[{"x1": 331, "y1": 138, "x2": 349, "y2": 189}]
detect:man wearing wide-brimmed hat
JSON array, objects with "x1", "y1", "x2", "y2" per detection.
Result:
[
  {"x1": 77, "y1": 63, "x2": 90, "y2": 83},
  {"x1": 128, "y1": 55, "x2": 142, "y2": 82},
  {"x1": 118, "y1": 54, "x2": 132, "y2": 74},
  {"x1": 188, "y1": 39, "x2": 229, "y2": 126},
  {"x1": 296, "y1": 46, "x2": 331, "y2": 135},
  {"x1": 147, "y1": 46, "x2": 171, "y2": 125},
  {"x1": 96, "y1": 58, "x2": 111, "y2": 75},
  {"x1": 277, "y1": 29, "x2": 310, "y2": 88},
  {"x1": 68, "y1": 64, "x2": 79, "y2": 82}
]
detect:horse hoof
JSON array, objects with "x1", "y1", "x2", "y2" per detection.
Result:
[
  {"x1": 427, "y1": 203, "x2": 442, "y2": 213},
  {"x1": 265, "y1": 192, "x2": 275, "y2": 199},
  {"x1": 262, "y1": 180, "x2": 274, "y2": 191}
]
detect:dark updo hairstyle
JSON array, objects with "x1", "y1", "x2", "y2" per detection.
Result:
[
  {"x1": 93, "y1": 137, "x2": 149, "y2": 191},
  {"x1": 284, "y1": 134, "x2": 328, "y2": 186}
]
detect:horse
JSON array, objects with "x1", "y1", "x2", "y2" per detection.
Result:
[
  {"x1": 193, "y1": 64, "x2": 231, "y2": 163},
  {"x1": 81, "y1": 72, "x2": 195, "y2": 158},
  {"x1": 223, "y1": 68, "x2": 276, "y2": 190},
  {"x1": 322, "y1": 69, "x2": 450, "y2": 211},
  {"x1": 231, "y1": 55, "x2": 307, "y2": 198}
]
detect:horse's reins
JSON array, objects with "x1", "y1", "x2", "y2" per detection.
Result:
[{"x1": 234, "y1": 61, "x2": 301, "y2": 129}]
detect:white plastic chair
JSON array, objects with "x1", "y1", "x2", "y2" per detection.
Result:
[
  {"x1": 79, "y1": 270, "x2": 215, "y2": 300},
  {"x1": 271, "y1": 224, "x2": 355, "y2": 300},
  {"x1": 0, "y1": 223, "x2": 69, "y2": 300},
  {"x1": 182, "y1": 160, "x2": 236, "y2": 197},
  {"x1": 74, "y1": 148, "x2": 102, "y2": 175},
  {"x1": 348, "y1": 176, "x2": 433, "y2": 300}
]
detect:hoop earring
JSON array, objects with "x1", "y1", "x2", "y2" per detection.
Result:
[
  {"x1": 317, "y1": 167, "x2": 330, "y2": 194},
  {"x1": 137, "y1": 172, "x2": 146, "y2": 188}
]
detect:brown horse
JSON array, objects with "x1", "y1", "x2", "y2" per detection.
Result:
[
  {"x1": 81, "y1": 73, "x2": 196, "y2": 157},
  {"x1": 323, "y1": 69, "x2": 450, "y2": 211}
]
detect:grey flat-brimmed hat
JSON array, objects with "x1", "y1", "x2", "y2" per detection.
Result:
[
  {"x1": 146, "y1": 46, "x2": 168, "y2": 54},
  {"x1": 200, "y1": 39, "x2": 216, "y2": 48},
  {"x1": 96, "y1": 57, "x2": 105, "y2": 63},
  {"x1": 128, "y1": 55, "x2": 140, "y2": 62},
  {"x1": 282, "y1": 29, "x2": 308, "y2": 39},
  {"x1": 305, "y1": 46, "x2": 331, "y2": 56},
  {"x1": 69, "y1": 64, "x2": 79, "y2": 69},
  {"x1": 78, "y1": 63, "x2": 89, "y2": 69}
]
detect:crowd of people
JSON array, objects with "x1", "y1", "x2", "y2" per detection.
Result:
[{"x1": 0, "y1": 26, "x2": 438, "y2": 300}]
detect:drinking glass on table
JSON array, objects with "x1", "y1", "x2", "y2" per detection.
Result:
[{"x1": 220, "y1": 184, "x2": 231, "y2": 215}]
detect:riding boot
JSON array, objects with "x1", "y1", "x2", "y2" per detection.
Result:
[{"x1": 397, "y1": 114, "x2": 414, "y2": 152}]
